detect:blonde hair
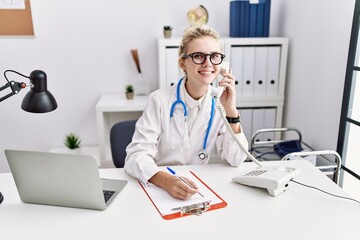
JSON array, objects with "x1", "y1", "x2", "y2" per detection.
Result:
[{"x1": 178, "y1": 26, "x2": 222, "y2": 65}]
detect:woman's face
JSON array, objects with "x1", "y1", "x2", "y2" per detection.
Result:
[{"x1": 180, "y1": 36, "x2": 222, "y2": 89}]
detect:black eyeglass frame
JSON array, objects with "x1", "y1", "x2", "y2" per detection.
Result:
[{"x1": 183, "y1": 52, "x2": 226, "y2": 65}]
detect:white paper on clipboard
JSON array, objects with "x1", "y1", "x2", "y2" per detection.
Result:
[{"x1": 139, "y1": 169, "x2": 224, "y2": 217}]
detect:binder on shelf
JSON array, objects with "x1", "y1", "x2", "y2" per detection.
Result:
[
  {"x1": 229, "y1": 0, "x2": 271, "y2": 37},
  {"x1": 249, "y1": 2, "x2": 257, "y2": 37},
  {"x1": 266, "y1": 46, "x2": 281, "y2": 96},
  {"x1": 230, "y1": 47, "x2": 244, "y2": 97},
  {"x1": 242, "y1": 47, "x2": 255, "y2": 96},
  {"x1": 254, "y1": 47, "x2": 268, "y2": 96},
  {"x1": 230, "y1": 0, "x2": 240, "y2": 37},
  {"x1": 240, "y1": 1, "x2": 247, "y2": 37},
  {"x1": 139, "y1": 169, "x2": 227, "y2": 220},
  {"x1": 256, "y1": 1, "x2": 265, "y2": 37},
  {"x1": 263, "y1": 0, "x2": 271, "y2": 36},
  {"x1": 244, "y1": 1, "x2": 250, "y2": 36}
]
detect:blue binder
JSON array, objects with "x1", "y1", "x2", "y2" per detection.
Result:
[{"x1": 229, "y1": 0, "x2": 271, "y2": 37}]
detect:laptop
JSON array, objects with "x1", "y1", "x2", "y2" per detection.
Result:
[{"x1": 5, "y1": 149, "x2": 128, "y2": 210}]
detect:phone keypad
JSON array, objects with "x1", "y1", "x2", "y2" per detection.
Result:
[{"x1": 244, "y1": 170, "x2": 267, "y2": 177}]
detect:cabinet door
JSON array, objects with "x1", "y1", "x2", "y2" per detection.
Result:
[
  {"x1": 238, "y1": 108, "x2": 253, "y2": 142},
  {"x1": 165, "y1": 47, "x2": 181, "y2": 88},
  {"x1": 263, "y1": 108, "x2": 276, "y2": 141},
  {"x1": 252, "y1": 108, "x2": 265, "y2": 142},
  {"x1": 251, "y1": 107, "x2": 277, "y2": 142}
]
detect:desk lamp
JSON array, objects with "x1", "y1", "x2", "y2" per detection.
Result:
[
  {"x1": 0, "y1": 70, "x2": 57, "y2": 112},
  {"x1": 0, "y1": 69, "x2": 58, "y2": 205}
]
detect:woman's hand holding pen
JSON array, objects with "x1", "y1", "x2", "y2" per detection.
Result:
[
  {"x1": 149, "y1": 171, "x2": 199, "y2": 200},
  {"x1": 168, "y1": 175, "x2": 199, "y2": 200}
]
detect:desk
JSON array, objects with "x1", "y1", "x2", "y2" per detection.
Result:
[
  {"x1": 96, "y1": 94, "x2": 148, "y2": 164},
  {"x1": 0, "y1": 160, "x2": 359, "y2": 240}
]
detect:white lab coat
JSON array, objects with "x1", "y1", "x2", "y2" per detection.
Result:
[{"x1": 124, "y1": 80, "x2": 248, "y2": 184}]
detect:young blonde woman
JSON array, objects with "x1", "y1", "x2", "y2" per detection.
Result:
[{"x1": 124, "y1": 26, "x2": 248, "y2": 200}]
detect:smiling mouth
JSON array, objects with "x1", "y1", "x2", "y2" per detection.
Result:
[{"x1": 198, "y1": 70, "x2": 214, "y2": 75}]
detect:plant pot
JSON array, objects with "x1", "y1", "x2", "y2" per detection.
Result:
[
  {"x1": 163, "y1": 30, "x2": 172, "y2": 39},
  {"x1": 126, "y1": 92, "x2": 134, "y2": 100},
  {"x1": 65, "y1": 148, "x2": 81, "y2": 155}
]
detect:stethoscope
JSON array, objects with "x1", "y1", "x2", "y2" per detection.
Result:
[{"x1": 170, "y1": 77, "x2": 215, "y2": 161}]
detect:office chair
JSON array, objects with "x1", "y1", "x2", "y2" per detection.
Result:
[{"x1": 110, "y1": 119, "x2": 137, "y2": 168}]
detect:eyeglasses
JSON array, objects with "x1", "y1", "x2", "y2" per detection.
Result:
[{"x1": 183, "y1": 52, "x2": 225, "y2": 65}]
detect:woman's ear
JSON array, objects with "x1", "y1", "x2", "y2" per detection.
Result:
[{"x1": 179, "y1": 58, "x2": 186, "y2": 71}]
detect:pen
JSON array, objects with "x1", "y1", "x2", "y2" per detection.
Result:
[{"x1": 166, "y1": 167, "x2": 204, "y2": 197}]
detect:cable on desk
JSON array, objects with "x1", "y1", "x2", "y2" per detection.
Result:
[{"x1": 291, "y1": 179, "x2": 360, "y2": 205}]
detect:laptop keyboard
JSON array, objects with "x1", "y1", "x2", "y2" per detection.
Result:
[{"x1": 103, "y1": 190, "x2": 115, "y2": 203}]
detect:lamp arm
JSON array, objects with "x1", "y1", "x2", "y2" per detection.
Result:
[
  {"x1": 0, "y1": 81, "x2": 27, "y2": 102},
  {"x1": 1, "y1": 69, "x2": 28, "y2": 102},
  {"x1": 0, "y1": 90, "x2": 16, "y2": 102},
  {"x1": 0, "y1": 81, "x2": 11, "y2": 91}
]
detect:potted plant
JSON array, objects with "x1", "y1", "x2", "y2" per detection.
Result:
[
  {"x1": 163, "y1": 25, "x2": 173, "y2": 39},
  {"x1": 64, "y1": 132, "x2": 81, "y2": 153},
  {"x1": 125, "y1": 84, "x2": 134, "y2": 100}
]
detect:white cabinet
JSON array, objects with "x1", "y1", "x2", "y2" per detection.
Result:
[
  {"x1": 158, "y1": 39, "x2": 183, "y2": 89},
  {"x1": 158, "y1": 37, "x2": 289, "y2": 142}
]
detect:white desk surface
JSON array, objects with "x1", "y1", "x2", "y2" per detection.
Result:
[{"x1": 0, "y1": 160, "x2": 359, "y2": 240}]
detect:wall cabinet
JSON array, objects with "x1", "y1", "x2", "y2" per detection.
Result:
[{"x1": 158, "y1": 37, "x2": 289, "y2": 142}]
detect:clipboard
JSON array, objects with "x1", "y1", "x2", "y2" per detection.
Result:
[{"x1": 139, "y1": 170, "x2": 227, "y2": 220}]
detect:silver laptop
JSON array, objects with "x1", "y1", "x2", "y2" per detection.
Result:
[{"x1": 5, "y1": 149, "x2": 127, "y2": 210}]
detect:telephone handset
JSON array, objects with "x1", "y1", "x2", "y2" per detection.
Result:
[{"x1": 211, "y1": 61, "x2": 229, "y2": 99}]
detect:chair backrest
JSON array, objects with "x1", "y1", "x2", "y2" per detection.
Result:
[{"x1": 110, "y1": 120, "x2": 137, "y2": 168}]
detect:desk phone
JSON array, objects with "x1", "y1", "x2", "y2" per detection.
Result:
[{"x1": 232, "y1": 166, "x2": 300, "y2": 196}]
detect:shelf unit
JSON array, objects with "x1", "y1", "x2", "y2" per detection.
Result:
[{"x1": 158, "y1": 37, "x2": 289, "y2": 142}]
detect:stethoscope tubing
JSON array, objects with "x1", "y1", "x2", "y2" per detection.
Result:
[
  {"x1": 170, "y1": 77, "x2": 214, "y2": 156},
  {"x1": 203, "y1": 98, "x2": 215, "y2": 150},
  {"x1": 170, "y1": 77, "x2": 187, "y2": 118}
]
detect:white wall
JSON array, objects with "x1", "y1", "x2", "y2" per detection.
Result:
[
  {"x1": 274, "y1": 0, "x2": 355, "y2": 151},
  {"x1": 0, "y1": 0, "x2": 355, "y2": 172}
]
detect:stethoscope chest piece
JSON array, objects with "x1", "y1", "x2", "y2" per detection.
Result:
[{"x1": 197, "y1": 151, "x2": 208, "y2": 162}]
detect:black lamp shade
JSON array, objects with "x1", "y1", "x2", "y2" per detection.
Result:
[{"x1": 21, "y1": 70, "x2": 57, "y2": 113}]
